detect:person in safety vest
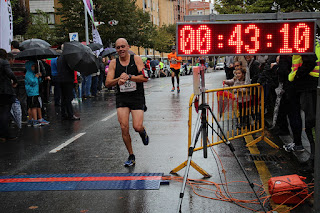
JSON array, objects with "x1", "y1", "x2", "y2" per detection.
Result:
[{"x1": 287, "y1": 40, "x2": 319, "y2": 173}]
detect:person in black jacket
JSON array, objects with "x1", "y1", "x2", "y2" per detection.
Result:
[
  {"x1": 0, "y1": 49, "x2": 18, "y2": 141},
  {"x1": 290, "y1": 54, "x2": 317, "y2": 172},
  {"x1": 275, "y1": 55, "x2": 304, "y2": 152},
  {"x1": 57, "y1": 55, "x2": 80, "y2": 120}
]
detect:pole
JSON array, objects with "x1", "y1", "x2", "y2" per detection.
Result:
[
  {"x1": 84, "y1": 5, "x2": 89, "y2": 45},
  {"x1": 200, "y1": 64, "x2": 207, "y2": 158},
  {"x1": 313, "y1": 65, "x2": 320, "y2": 212}
]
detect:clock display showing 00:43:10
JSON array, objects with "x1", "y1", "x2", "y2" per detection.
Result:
[{"x1": 177, "y1": 20, "x2": 316, "y2": 56}]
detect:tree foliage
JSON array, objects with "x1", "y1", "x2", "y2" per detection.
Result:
[
  {"x1": 11, "y1": 0, "x2": 30, "y2": 35},
  {"x1": 152, "y1": 24, "x2": 176, "y2": 53},
  {"x1": 55, "y1": 0, "x2": 155, "y2": 47},
  {"x1": 215, "y1": 0, "x2": 320, "y2": 14},
  {"x1": 25, "y1": 10, "x2": 54, "y2": 41}
]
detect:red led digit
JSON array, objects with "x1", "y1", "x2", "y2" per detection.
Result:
[
  {"x1": 179, "y1": 25, "x2": 195, "y2": 54},
  {"x1": 177, "y1": 21, "x2": 314, "y2": 56},
  {"x1": 196, "y1": 25, "x2": 211, "y2": 54},
  {"x1": 294, "y1": 23, "x2": 310, "y2": 53},
  {"x1": 244, "y1": 24, "x2": 260, "y2": 54},
  {"x1": 280, "y1": 24, "x2": 293, "y2": 53},
  {"x1": 228, "y1": 25, "x2": 243, "y2": 54}
]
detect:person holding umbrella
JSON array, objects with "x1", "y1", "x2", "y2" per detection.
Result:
[
  {"x1": 57, "y1": 54, "x2": 80, "y2": 120},
  {"x1": 105, "y1": 38, "x2": 149, "y2": 167},
  {"x1": 0, "y1": 49, "x2": 18, "y2": 141},
  {"x1": 24, "y1": 61, "x2": 50, "y2": 126}
]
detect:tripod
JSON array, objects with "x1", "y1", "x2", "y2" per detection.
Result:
[{"x1": 177, "y1": 65, "x2": 267, "y2": 213}]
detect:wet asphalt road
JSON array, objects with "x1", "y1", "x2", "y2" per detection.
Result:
[{"x1": 0, "y1": 70, "x2": 310, "y2": 213}]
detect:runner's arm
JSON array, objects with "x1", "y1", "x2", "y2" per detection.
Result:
[
  {"x1": 131, "y1": 55, "x2": 148, "y2": 83},
  {"x1": 105, "y1": 59, "x2": 120, "y2": 87}
]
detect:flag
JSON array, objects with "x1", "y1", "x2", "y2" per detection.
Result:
[
  {"x1": 82, "y1": 0, "x2": 97, "y2": 28},
  {"x1": 82, "y1": 0, "x2": 103, "y2": 54},
  {"x1": 0, "y1": 0, "x2": 13, "y2": 52}
]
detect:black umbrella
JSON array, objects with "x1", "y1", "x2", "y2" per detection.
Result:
[
  {"x1": 15, "y1": 47, "x2": 60, "y2": 60},
  {"x1": 62, "y1": 41, "x2": 99, "y2": 76},
  {"x1": 100, "y1": 48, "x2": 117, "y2": 57},
  {"x1": 150, "y1": 60, "x2": 159, "y2": 67},
  {"x1": 20, "y1": 39, "x2": 51, "y2": 50},
  {"x1": 87, "y1": 42, "x2": 103, "y2": 51}
]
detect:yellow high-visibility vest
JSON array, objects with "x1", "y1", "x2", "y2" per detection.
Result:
[{"x1": 289, "y1": 40, "x2": 320, "y2": 82}]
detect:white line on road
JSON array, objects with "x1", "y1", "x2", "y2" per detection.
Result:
[
  {"x1": 101, "y1": 112, "x2": 117, "y2": 122},
  {"x1": 49, "y1": 132, "x2": 86, "y2": 153}
]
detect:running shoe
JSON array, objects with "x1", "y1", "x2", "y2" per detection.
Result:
[
  {"x1": 38, "y1": 118, "x2": 50, "y2": 125},
  {"x1": 171, "y1": 87, "x2": 175, "y2": 92},
  {"x1": 283, "y1": 143, "x2": 304, "y2": 152},
  {"x1": 177, "y1": 86, "x2": 180, "y2": 93},
  {"x1": 139, "y1": 128, "x2": 149, "y2": 145},
  {"x1": 27, "y1": 120, "x2": 33, "y2": 127},
  {"x1": 293, "y1": 145, "x2": 305, "y2": 152},
  {"x1": 124, "y1": 155, "x2": 136, "y2": 167},
  {"x1": 32, "y1": 120, "x2": 41, "y2": 127}
]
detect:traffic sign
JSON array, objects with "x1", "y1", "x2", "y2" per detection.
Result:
[{"x1": 69, "y1": 32, "x2": 79, "y2": 42}]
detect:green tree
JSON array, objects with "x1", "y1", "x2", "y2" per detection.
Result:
[
  {"x1": 215, "y1": 0, "x2": 320, "y2": 14},
  {"x1": 55, "y1": 0, "x2": 155, "y2": 48},
  {"x1": 25, "y1": 10, "x2": 54, "y2": 41},
  {"x1": 152, "y1": 24, "x2": 176, "y2": 54},
  {"x1": 12, "y1": 0, "x2": 30, "y2": 36}
]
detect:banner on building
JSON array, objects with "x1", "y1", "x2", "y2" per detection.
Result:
[{"x1": 0, "y1": 0, "x2": 13, "y2": 52}]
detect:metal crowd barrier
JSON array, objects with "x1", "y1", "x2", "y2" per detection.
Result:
[{"x1": 171, "y1": 83, "x2": 279, "y2": 177}]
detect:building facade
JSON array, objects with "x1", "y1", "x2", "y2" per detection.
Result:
[{"x1": 187, "y1": 0, "x2": 214, "y2": 16}]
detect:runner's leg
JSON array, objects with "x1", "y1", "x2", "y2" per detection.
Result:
[
  {"x1": 117, "y1": 107, "x2": 133, "y2": 155},
  {"x1": 131, "y1": 109, "x2": 144, "y2": 133}
]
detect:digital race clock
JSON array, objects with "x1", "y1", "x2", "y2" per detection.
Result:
[{"x1": 177, "y1": 20, "x2": 316, "y2": 56}]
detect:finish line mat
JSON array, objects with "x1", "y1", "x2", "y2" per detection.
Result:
[{"x1": 0, "y1": 173, "x2": 166, "y2": 192}]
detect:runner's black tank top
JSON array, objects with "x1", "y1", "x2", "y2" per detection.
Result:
[{"x1": 114, "y1": 54, "x2": 145, "y2": 104}]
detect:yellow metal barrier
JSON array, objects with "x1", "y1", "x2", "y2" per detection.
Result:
[{"x1": 170, "y1": 83, "x2": 279, "y2": 177}]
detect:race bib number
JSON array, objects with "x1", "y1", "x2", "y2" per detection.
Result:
[
  {"x1": 171, "y1": 59, "x2": 177, "y2": 64},
  {"x1": 120, "y1": 80, "x2": 137, "y2": 92}
]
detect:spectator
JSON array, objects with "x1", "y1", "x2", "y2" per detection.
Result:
[
  {"x1": 223, "y1": 68, "x2": 250, "y2": 128},
  {"x1": 0, "y1": 49, "x2": 18, "y2": 140},
  {"x1": 39, "y1": 59, "x2": 52, "y2": 104},
  {"x1": 245, "y1": 55, "x2": 260, "y2": 83},
  {"x1": 57, "y1": 55, "x2": 80, "y2": 120},
  {"x1": 275, "y1": 55, "x2": 304, "y2": 152},
  {"x1": 82, "y1": 72, "x2": 93, "y2": 98},
  {"x1": 97, "y1": 56, "x2": 105, "y2": 93},
  {"x1": 24, "y1": 61, "x2": 50, "y2": 126},
  {"x1": 50, "y1": 57, "x2": 61, "y2": 106},
  {"x1": 288, "y1": 51, "x2": 318, "y2": 172}
]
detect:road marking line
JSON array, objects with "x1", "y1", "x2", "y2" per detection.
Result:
[
  {"x1": 101, "y1": 112, "x2": 117, "y2": 122},
  {"x1": 49, "y1": 133, "x2": 86, "y2": 153},
  {"x1": 244, "y1": 135, "x2": 290, "y2": 212}
]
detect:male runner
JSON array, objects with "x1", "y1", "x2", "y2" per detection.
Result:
[
  {"x1": 105, "y1": 38, "x2": 149, "y2": 167},
  {"x1": 168, "y1": 46, "x2": 182, "y2": 92}
]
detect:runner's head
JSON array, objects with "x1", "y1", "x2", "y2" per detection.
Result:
[
  {"x1": 171, "y1": 45, "x2": 176, "y2": 53},
  {"x1": 115, "y1": 38, "x2": 130, "y2": 59}
]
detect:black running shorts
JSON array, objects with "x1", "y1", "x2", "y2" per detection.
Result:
[
  {"x1": 116, "y1": 101, "x2": 147, "y2": 112},
  {"x1": 170, "y1": 68, "x2": 180, "y2": 76}
]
